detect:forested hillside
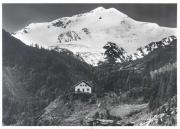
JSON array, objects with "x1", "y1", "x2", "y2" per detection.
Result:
[{"x1": 2, "y1": 30, "x2": 94, "y2": 125}]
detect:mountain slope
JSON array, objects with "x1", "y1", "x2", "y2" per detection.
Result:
[
  {"x1": 2, "y1": 30, "x2": 95, "y2": 125},
  {"x1": 131, "y1": 35, "x2": 176, "y2": 59},
  {"x1": 13, "y1": 7, "x2": 176, "y2": 65}
]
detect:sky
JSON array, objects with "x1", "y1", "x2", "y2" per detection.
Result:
[{"x1": 2, "y1": 4, "x2": 177, "y2": 33}]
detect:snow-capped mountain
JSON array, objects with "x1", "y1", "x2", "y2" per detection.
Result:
[{"x1": 13, "y1": 7, "x2": 176, "y2": 66}]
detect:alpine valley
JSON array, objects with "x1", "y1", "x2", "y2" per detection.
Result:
[{"x1": 3, "y1": 6, "x2": 177, "y2": 126}]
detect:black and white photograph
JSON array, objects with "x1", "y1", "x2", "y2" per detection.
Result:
[{"x1": 2, "y1": 2, "x2": 177, "y2": 126}]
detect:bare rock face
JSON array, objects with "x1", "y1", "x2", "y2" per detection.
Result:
[{"x1": 58, "y1": 31, "x2": 81, "y2": 43}]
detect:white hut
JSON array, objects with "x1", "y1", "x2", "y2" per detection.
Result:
[{"x1": 74, "y1": 80, "x2": 92, "y2": 94}]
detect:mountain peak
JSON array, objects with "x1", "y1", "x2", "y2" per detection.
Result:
[
  {"x1": 91, "y1": 7, "x2": 126, "y2": 17},
  {"x1": 92, "y1": 7, "x2": 106, "y2": 12},
  {"x1": 107, "y1": 8, "x2": 120, "y2": 12}
]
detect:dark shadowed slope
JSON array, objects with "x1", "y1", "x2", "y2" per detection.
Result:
[{"x1": 2, "y1": 29, "x2": 94, "y2": 125}]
